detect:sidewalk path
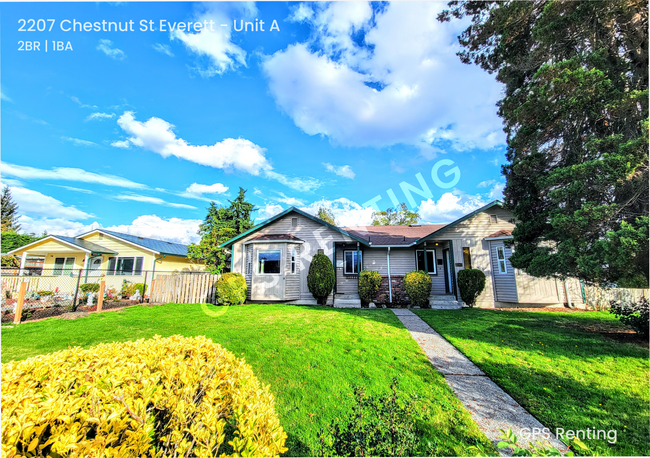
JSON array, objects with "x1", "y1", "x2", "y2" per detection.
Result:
[{"x1": 392, "y1": 309, "x2": 566, "y2": 455}]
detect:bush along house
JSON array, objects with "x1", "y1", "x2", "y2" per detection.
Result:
[{"x1": 221, "y1": 201, "x2": 586, "y2": 308}]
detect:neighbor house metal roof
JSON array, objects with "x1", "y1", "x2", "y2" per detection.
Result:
[
  {"x1": 343, "y1": 225, "x2": 446, "y2": 246},
  {"x1": 96, "y1": 229, "x2": 189, "y2": 256},
  {"x1": 54, "y1": 236, "x2": 119, "y2": 255}
]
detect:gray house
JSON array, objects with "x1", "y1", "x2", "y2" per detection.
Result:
[{"x1": 221, "y1": 201, "x2": 584, "y2": 308}]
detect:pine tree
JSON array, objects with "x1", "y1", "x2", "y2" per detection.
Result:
[
  {"x1": 187, "y1": 188, "x2": 255, "y2": 274},
  {"x1": 1, "y1": 186, "x2": 20, "y2": 232},
  {"x1": 440, "y1": 0, "x2": 649, "y2": 286}
]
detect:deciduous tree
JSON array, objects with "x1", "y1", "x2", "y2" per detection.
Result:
[{"x1": 371, "y1": 203, "x2": 420, "y2": 226}]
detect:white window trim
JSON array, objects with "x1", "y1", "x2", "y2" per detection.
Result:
[
  {"x1": 53, "y1": 257, "x2": 76, "y2": 276},
  {"x1": 496, "y1": 246, "x2": 508, "y2": 274},
  {"x1": 415, "y1": 249, "x2": 437, "y2": 274},
  {"x1": 107, "y1": 256, "x2": 145, "y2": 276},
  {"x1": 258, "y1": 250, "x2": 282, "y2": 275},
  {"x1": 291, "y1": 249, "x2": 297, "y2": 274},
  {"x1": 343, "y1": 250, "x2": 362, "y2": 275}
]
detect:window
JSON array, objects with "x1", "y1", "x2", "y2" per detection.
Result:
[
  {"x1": 463, "y1": 247, "x2": 472, "y2": 269},
  {"x1": 107, "y1": 256, "x2": 144, "y2": 275},
  {"x1": 24, "y1": 257, "x2": 44, "y2": 276},
  {"x1": 416, "y1": 250, "x2": 436, "y2": 274},
  {"x1": 490, "y1": 214, "x2": 498, "y2": 224},
  {"x1": 292, "y1": 217, "x2": 298, "y2": 227},
  {"x1": 258, "y1": 250, "x2": 281, "y2": 274},
  {"x1": 53, "y1": 257, "x2": 75, "y2": 276},
  {"x1": 291, "y1": 249, "x2": 297, "y2": 274},
  {"x1": 344, "y1": 250, "x2": 362, "y2": 275},
  {"x1": 496, "y1": 246, "x2": 507, "y2": 274}
]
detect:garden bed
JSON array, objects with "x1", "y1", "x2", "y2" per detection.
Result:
[{"x1": 1, "y1": 300, "x2": 141, "y2": 323}]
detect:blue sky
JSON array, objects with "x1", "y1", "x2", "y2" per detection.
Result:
[{"x1": 1, "y1": 1, "x2": 507, "y2": 244}]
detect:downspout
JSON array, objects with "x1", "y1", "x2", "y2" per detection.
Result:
[
  {"x1": 153, "y1": 254, "x2": 166, "y2": 278},
  {"x1": 333, "y1": 243, "x2": 337, "y2": 294},
  {"x1": 387, "y1": 247, "x2": 392, "y2": 303}
]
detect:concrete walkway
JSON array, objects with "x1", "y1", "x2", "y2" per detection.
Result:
[{"x1": 392, "y1": 309, "x2": 566, "y2": 455}]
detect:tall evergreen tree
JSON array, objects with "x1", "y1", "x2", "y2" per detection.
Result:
[
  {"x1": 187, "y1": 188, "x2": 255, "y2": 274},
  {"x1": 1, "y1": 186, "x2": 20, "y2": 232},
  {"x1": 440, "y1": 0, "x2": 649, "y2": 285},
  {"x1": 371, "y1": 203, "x2": 420, "y2": 226}
]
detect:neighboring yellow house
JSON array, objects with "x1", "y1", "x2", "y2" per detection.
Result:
[{"x1": 7, "y1": 229, "x2": 204, "y2": 292}]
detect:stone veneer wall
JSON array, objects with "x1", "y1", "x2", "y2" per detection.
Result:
[{"x1": 374, "y1": 276, "x2": 409, "y2": 306}]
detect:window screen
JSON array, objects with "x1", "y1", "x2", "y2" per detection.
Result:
[
  {"x1": 344, "y1": 251, "x2": 362, "y2": 274},
  {"x1": 416, "y1": 250, "x2": 436, "y2": 274},
  {"x1": 259, "y1": 250, "x2": 281, "y2": 274}
]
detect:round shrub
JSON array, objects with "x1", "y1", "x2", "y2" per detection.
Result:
[
  {"x1": 1, "y1": 335, "x2": 287, "y2": 457},
  {"x1": 404, "y1": 271, "x2": 432, "y2": 308},
  {"x1": 308, "y1": 254, "x2": 335, "y2": 305},
  {"x1": 457, "y1": 269, "x2": 486, "y2": 308},
  {"x1": 80, "y1": 282, "x2": 100, "y2": 293},
  {"x1": 217, "y1": 272, "x2": 247, "y2": 305},
  {"x1": 610, "y1": 297, "x2": 649, "y2": 338},
  {"x1": 358, "y1": 270, "x2": 382, "y2": 304}
]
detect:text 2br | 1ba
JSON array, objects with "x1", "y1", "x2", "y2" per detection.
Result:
[{"x1": 18, "y1": 41, "x2": 73, "y2": 51}]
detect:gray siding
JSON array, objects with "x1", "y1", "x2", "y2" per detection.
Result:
[
  {"x1": 489, "y1": 241, "x2": 518, "y2": 302},
  {"x1": 335, "y1": 246, "x2": 361, "y2": 294},
  {"x1": 285, "y1": 244, "x2": 300, "y2": 300}
]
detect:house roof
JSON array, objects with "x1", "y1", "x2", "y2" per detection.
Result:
[
  {"x1": 54, "y1": 236, "x2": 119, "y2": 254},
  {"x1": 7, "y1": 235, "x2": 118, "y2": 255},
  {"x1": 91, "y1": 229, "x2": 190, "y2": 257},
  {"x1": 248, "y1": 234, "x2": 304, "y2": 242},
  {"x1": 485, "y1": 229, "x2": 513, "y2": 239},
  {"x1": 344, "y1": 225, "x2": 446, "y2": 246},
  {"x1": 219, "y1": 207, "x2": 371, "y2": 248}
]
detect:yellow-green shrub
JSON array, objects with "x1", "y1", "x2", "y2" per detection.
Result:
[
  {"x1": 217, "y1": 272, "x2": 247, "y2": 305},
  {"x1": 404, "y1": 270, "x2": 432, "y2": 308},
  {"x1": 1, "y1": 335, "x2": 287, "y2": 457}
]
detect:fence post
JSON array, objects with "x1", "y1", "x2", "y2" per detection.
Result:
[
  {"x1": 150, "y1": 280, "x2": 156, "y2": 303},
  {"x1": 14, "y1": 281, "x2": 28, "y2": 324},
  {"x1": 141, "y1": 271, "x2": 148, "y2": 303},
  {"x1": 71, "y1": 269, "x2": 83, "y2": 312},
  {"x1": 97, "y1": 280, "x2": 105, "y2": 312}
]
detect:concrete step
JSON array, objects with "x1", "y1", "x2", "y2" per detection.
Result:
[
  {"x1": 336, "y1": 294, "x2": 360, "y2": 300},
  {"x1": 429, "y1": 294, "x2": 457, "y2": 301},
  {"x1": 429, "y1": 303, "x2": 463, "y2": 310},
  {"x1": 334, "y1": 299, "x2": 361, "y2": 309}
]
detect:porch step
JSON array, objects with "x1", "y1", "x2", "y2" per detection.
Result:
[
  {"x1": 334, "y1": 294, "x2": 361, "y2": 308},
  {"x1": 429, "y1": 294, "x2": 464, "y2": 309},
  {"x1": 430, "y1": 294, "x2": 457, "y2": 300}
]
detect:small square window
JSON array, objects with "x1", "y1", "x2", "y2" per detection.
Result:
[
  {"x1": 292, "y1": 217, "x2": 298, "y2": 227},
  {"x1": 490, "y1": 215, "x2": 498, "y2": 224},
  {"x1": 318, "y1": 249, "x2": 324, "y2": 255}
]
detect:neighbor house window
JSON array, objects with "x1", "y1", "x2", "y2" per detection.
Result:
[
  {"x1": 490, "y1": 215, "x2": 498, "y2": 224},
  {"x1": 53, "y1": 257, "x2": 75, "y2": 276},
  {"x1": 291, "y1": 249, "x2": 297, "y2": 274},
  {"x1": 463, "y1": 247, "x2": 472, "y2": 269},
  {"x1": 258, "y1": 250, "x2": 281, "y2": 274},
  {"x1": 344, "y1": 250, "x2": 362, "y2": 275},
  {"x1": 496, "y1": 246, "x2": 507, "y2": 274},
  {"x1": 107, "y1": 257, "x2": 144, "y2": 275},
  {"x1": 416, "y1": 250, "x2": 436, "y2": 274}
]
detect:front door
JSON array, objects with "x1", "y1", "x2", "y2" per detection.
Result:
[
  {"x1": 443, "y1": 249, "x2": 452, "y2": 294},
  {"x1": 88, "y1": 256, "x2": 103, "y2": 276},
  {"x1": 251, "y1": 244, "x2": 286, "y2": 301}
]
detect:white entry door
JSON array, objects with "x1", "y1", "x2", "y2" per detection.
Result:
[
  {"x1": 251, "y1": 244, "x2": 286, "y2": 301},
  {"x1": 88, "y1": 256, "x2": 103, "y2": 276}
]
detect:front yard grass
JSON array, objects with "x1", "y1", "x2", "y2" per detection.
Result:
[
  {"x1": 2, "y1": 303, "x2": 495, "y2": 456},
  {"x1": 414, "y1": 308, "x2": 649, "y2": 456}
]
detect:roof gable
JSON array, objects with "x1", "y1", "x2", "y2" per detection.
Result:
[{"x1": 220, "y1": 207, "x2": 371, "y2": 248}]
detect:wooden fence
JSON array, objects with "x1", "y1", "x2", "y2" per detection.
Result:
[
  {"x1": 150, "y1": 273, "x2": 220, "y2": 304},
  {"x1": 583, "y1": 285, "x2": 648, "y2": 311}
]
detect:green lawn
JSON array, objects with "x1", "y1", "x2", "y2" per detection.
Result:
[
  {"x1": 414, "y1": 309, "x2": 649, "y2": 456},
  {"x1": 1, "y1": 303, "x2": 494, "y2": 456}
]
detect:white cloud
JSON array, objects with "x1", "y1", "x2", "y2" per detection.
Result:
[
  {"x1": 489, "y1": 158, "x2": 500, "y2": 166},
  {"x1": 418, "y1": 192, "x2": 487, "y2": 223},
  {"x1": 185, "y1": 182, "x2": 228, "y2": 195},
  {"x1": 1, "y1": 89, "x2": 13, "y2": 103},
  {"x1": 70, "y1": 96, "x2": 97, "y2": 109},
  {"x1": 19, "y1": 215, "x2": 202, "y2": 245},
  {"x1": 300, "y1": 197, "x2": 375, "y2": 227},
  {"x1": 256, "y1": 203, "x2": 284, "y2": 221},
  {"x1": 54, "y1": 185, "x2": 96, "y2": 194},
  {"x1": 10, "y1": 186, "x2": 92, "y2": 220},
  {"x1": 115, "y1": 111, "x2": 321, "y2": 191},
  {"x1": 1, "y1": 163, "x2": 148, "y2": 189},
  {"x1": 323, "y1": 162, "x2": 355, "y2": 179},
  {"x1": 477, "y1": 179, "x2": 497, "y2": 188},
  {"x1": 152, "y1": 43, "x2": 174, "y2": 57},
  {"x1": 489, "y1": 182, "x2": 505, "y2": 200},
  {"x1": 97, "y1": 39, "x2": 126, "y2": 60},
  {"x1": 115, "y1": 194, "x2": 197, "y2": 209},
  {"x1": 171, "y1": 3, "x2": 256, "y2": 76},
  {"x1": 253, "y1": 187, "x2": 263, "y2": 196},
  {"x1": 0, "y1": 178, "x2": 23, "y2": 187},
  {"x1": 262, "y1": 2, "x2": 504, "y2": 151},
  {"x1": 111, "y1": 140, "x2": 131, "y2": 149},
  {"x1": 62, "y1": 136, "x2": 97, "y2": 147},
  {"x1": 85, "y1": 112, "x2": 115, "y2": 121},
  {"x1": 289, "y1": 3, "x2": 314, "y2": 22},
  {"x1": 272, "y1": 192, "x2": 304, "y2": 206}
]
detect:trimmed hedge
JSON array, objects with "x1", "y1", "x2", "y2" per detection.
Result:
[
  {"x1": 610, "y1": 297, "x2": 649, "y2": 338},
  {"x1": 359, "y1": 270, "x2": 382, "y2": 304},
  {"x1": 457, "y1": 269, "x2": 486, "y2": 307},
  {"x1": 1, "y1": 335, "x2": 287, "y2": 457},
  {"x1": 404, "y1": 271, "x2": 432, "y2": 308},
  {"x1": 308, "y1": 254, "x2": 335, "y2": 305},
  {"x1": 80, "y1": 283, "x2": 100, "y2": 293},
  {"x1": 217, "y1": 272, "x2": 247, "y2": 305}
]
